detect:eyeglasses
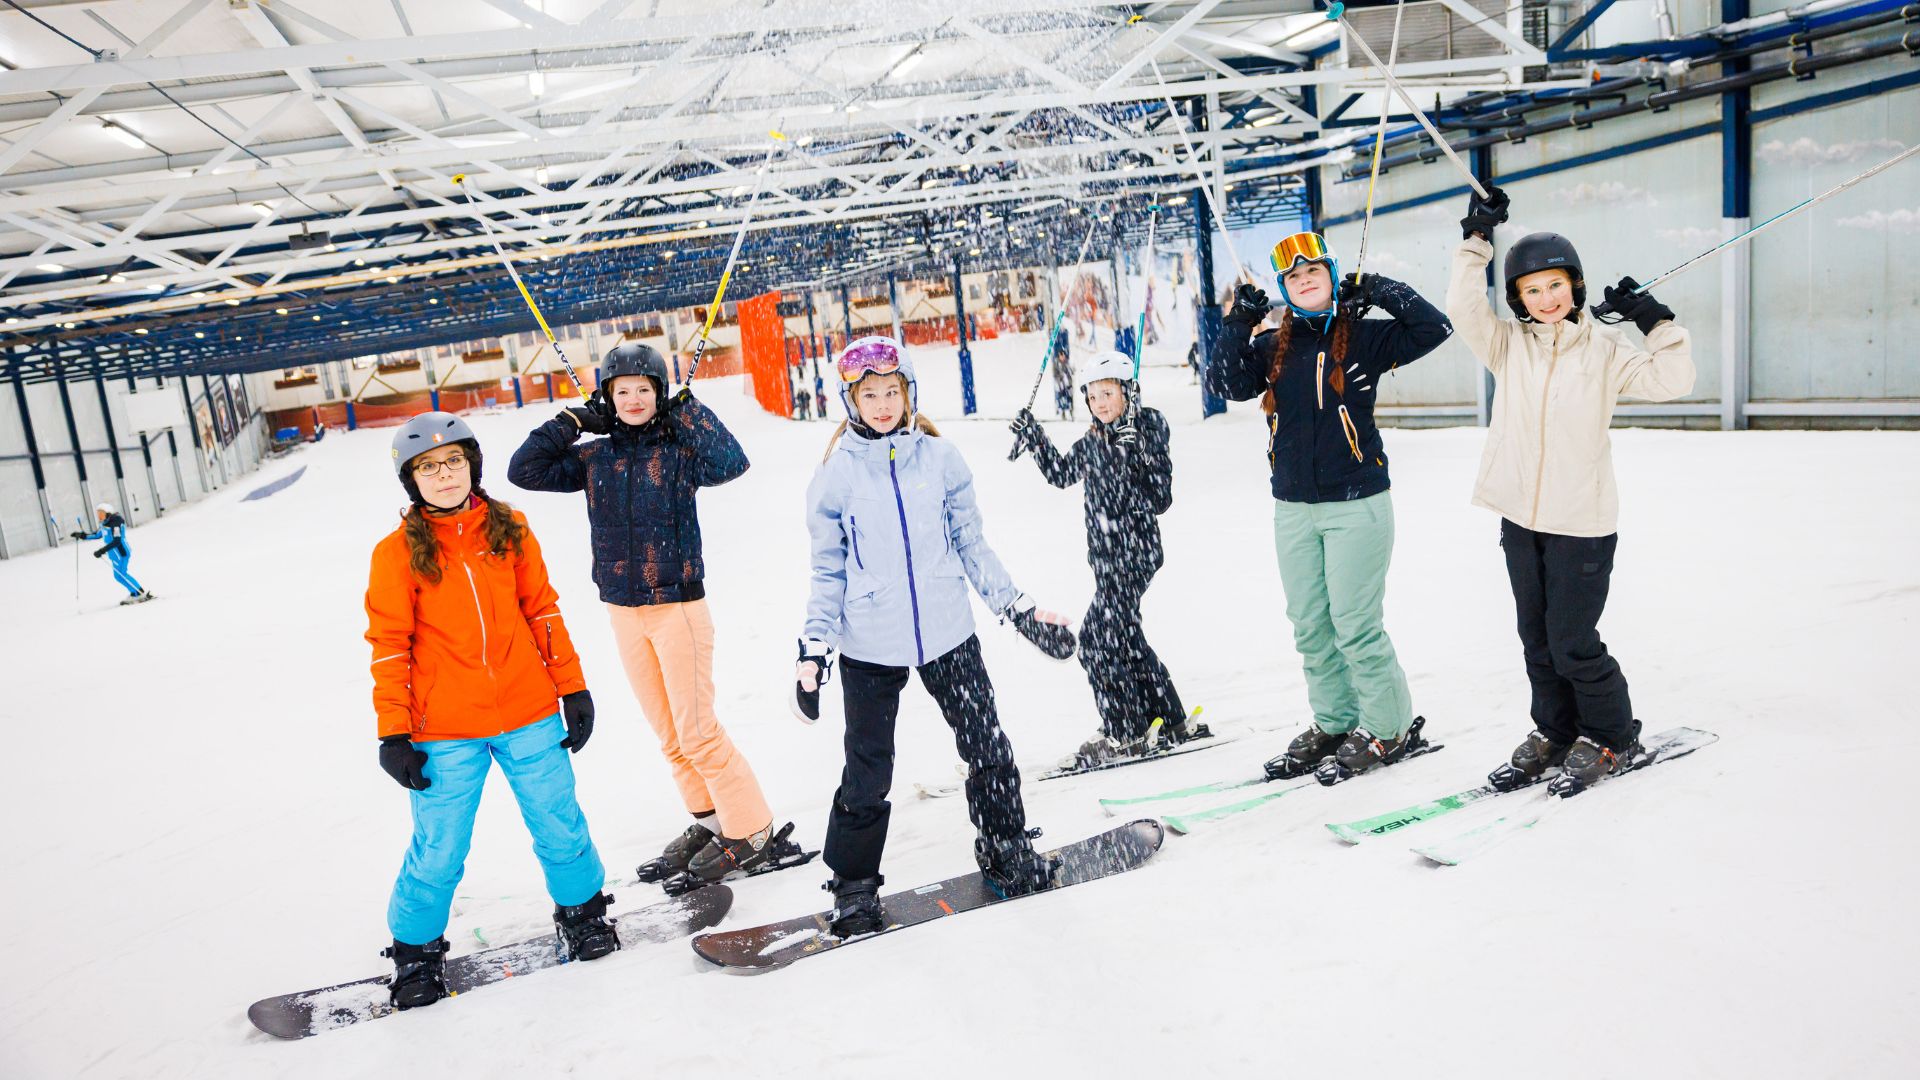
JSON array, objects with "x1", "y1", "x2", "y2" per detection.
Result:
[
  {"x1": 1270, "y1": 232, "x2": 1331, "y2": 276},
  {"x1": 837, "y1": 337, "x2": 903, "y2": 384},
  {"x1": 413, "y1": 453, "x2": 469, "y2": 478}
]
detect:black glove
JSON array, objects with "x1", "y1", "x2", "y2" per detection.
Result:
[
  {"x1": 792, "y1": 638, "x2": 833, "y2": 723},
  {"x1": 378, "y1": 735, "x2": 430, "y2": 791},
  {"x1": 92, "y1": 548, "x2": 106, "y2": 559},
  {"x1": 69, "y1": 531, "x2": 86, "y2": 540},
  {"x1": 560, "y1": 689, "x2": 594, "y2": 752},
  {"x1": 1108, "y1": 410, "x2": 1138, "y2": 448},
  {"x1": 565, "y1": 390, "x2": 614, "y2": 435},
  {"x1": 1460, "y1": 184, "x2": 1510, "y2": 239},
  {"x1": 1603, "y1": 276, "x2": 1675, "y2": 335},
  {"x1": 1338, "y1": 272, "x2": 1378, "y2": 320},
  {"x1": 666, "y1": 386, "x2": 695, "y2": 414},
  {"x1": 1005, "y1": 595, "x2": 1076, "y2": 661},
  {"x1": 1227, "y1": 283, "x2": 1271, "y2": 326},
  {"x1": 1009, "y1": 407, "x2": 1044, "y2": 448}
]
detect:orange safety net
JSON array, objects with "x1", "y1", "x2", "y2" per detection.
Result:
[{"x1": 736, "y1": 291, "x2": 792, "y2": 417}]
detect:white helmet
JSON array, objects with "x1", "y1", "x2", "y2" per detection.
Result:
[
  {"x1": 96, "y1": 502, "x2": 115, "y2": 516},
  {"x1": 1078, "y1": 350, "x2": 1138, "y2": 396}
]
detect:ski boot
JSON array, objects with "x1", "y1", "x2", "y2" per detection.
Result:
[
  {"x1": 635, "y1": 814, "x2": 719, "y2": 883},
  {"x1": 974, "y1": 832, "x2": 1060, "y2": 898},
  {"x1": 120, "y1": 590, "x2": 155, "y2": 606},
  {"x1": 552, "y1": 891, "x2": 620, "y2": 961},
  {"x1": 1160, "y1": 708, "x2": 1210, "y2": 746},
  {"x1": 1264, "y1": 724, "x2": 1346, "y2": 780},
  {"x1": 1488, "y1": 729, "x2": 1572, "y2": 792},
  {"x1": 1547, "y1": 722, "x2": 1643, "y2": 798},
  {"x1": 381, "y1": 936, "x2": 449, "y2": 1009},
  {"x1": 666, "y1": 821, "x2": 812, "y2": 896},
  {"x1": 1316, "y1": 717, "x2": 1432, "y2": 786},
  {"x1": 825, "y1": 875, "x2": 886, "y2": 938}
]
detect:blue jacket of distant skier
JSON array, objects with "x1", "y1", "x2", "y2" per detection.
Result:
[
  {"x1": 81, "y1": 513, "x2": 129, "y2": 559},
  {"x1": 803, "y1": 427, "x2": 1021, "y2": 668},
  {"x1": 508, "y1": 396, "x2": 748, "y2": 606}
]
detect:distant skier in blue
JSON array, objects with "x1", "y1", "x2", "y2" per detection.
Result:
[{"x1": 73, "y1": 503, "x2": 154, "y2": 605}]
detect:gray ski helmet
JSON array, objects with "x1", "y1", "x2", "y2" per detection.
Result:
[
  {"x1": 391, "y1": 410, "x2": 477, "y2": 476},
  {"x1": 1502, "y1": 232, "x2": 1586, "y2": 321},
  {"x1": 599, "y1": 342, "x2": 668, "y2": 395}
]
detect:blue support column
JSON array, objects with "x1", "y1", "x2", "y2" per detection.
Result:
[
  {"x1": 345, "y1": 401, "x2": 358, "y2": 431},
  {"x1": 1721, "y1": 0, "x2": 1752, "y2": 431},
  {"x1": 952, "y1": 251, "x2": 977, "y2": 415},
  {"x1": 841, "y1": 286, "x2": 854, "y2": 353},
  {"x1": 1191, "y1": 100, "x2": 1226, "y2": 420}
]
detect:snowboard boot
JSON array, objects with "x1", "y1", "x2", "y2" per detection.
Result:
[
  {"x1": 668, "y1": 821, "x2": 810, "y2": 896},
  {"x1": 1316, "y1": 717, "x2": 1431, "y2": 786},
  {"x1": 825, "y1": 875, "x2": 886, "y2": 938},
  {"x1": 381, "y1": 936, "x2": 449, "y2": 1009},
  {"x1": 974, "y1": 833, "x2": 1060, "y2": 898},
  {"x1": 552, "y1": 891, "x2": 620, "y2": 961},
  {"x1": 1071, "y1": 732, "x2": 1145, "y2": 769},
  {"x1": 1265, "y1": 724, "x2": 1346, "y2": 780},
  {"x1": 635, "y1": 814, "x2": 719, "y2": 883},
  {"x1": 1488, "y1": 729, "x2": 1572, "y2": 792},
  {"x1": 1548, "y1": 722, "x2": 1644, "y2": 797},
  {"x1": 1161, "y1": 709, "x2": 1210, "y2": 746}
]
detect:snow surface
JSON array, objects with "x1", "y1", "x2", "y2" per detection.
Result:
[{"x1": 3, "y1": 329, "x2": 1917, "y2": 1078}]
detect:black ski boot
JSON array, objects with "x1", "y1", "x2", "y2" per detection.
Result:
[
  {"x1": 1488, "y1": 729, "x2": 1572, "y2": 792},
  {"x1": 1265, "y1": 724, "x2": 1346, "y2": 780},
  {"x1": 974, "y1": 833, "x2": 1060, "y2": 897},
  {"x1": 553, "y1": 892, "x2": 620, "y2": 961},
  {"x1": 635, "y1": 814, "x2": 719, "y2": 883},
  {"x1": 666, "y1": 821, "x2": 811, "y2": 896},
  {"x1": 825, "y1": 875, "x2": 886, "y2": 938},
  {"x1": 381, "y1": 936, "x2": 449, "y2": 1009},
  {"x1": 1161, "y1": 710, "x2": 1211, "y2": 746},
  {"x1": 1316, "y1": 717, "x2": 1433, "y2": 786},
  {"x1": 1548, "y1": 722, "x2": 1644, "y2": 797}
]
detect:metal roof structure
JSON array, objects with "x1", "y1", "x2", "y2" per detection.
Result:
[{"x1": 0, "y1": 0, "x2": 1565, "y2": 384}]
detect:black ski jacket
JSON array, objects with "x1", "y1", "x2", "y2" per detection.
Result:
[
  {"x1": 1206, "y1": 276, "x2": 1451, "y2": 503},
  {"x1": 1026, "y1": 406, "x2": 1173, "y2": 579}
]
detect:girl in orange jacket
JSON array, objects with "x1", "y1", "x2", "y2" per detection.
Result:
[{"x1": 363, "y1": 411, "x2": 614, "y2": 1011}]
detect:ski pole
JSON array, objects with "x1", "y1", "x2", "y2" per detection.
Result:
[
  {"x1": 1148, "y1": 58, "x2": 1250, "y2": 279},
  {"x1": 685, "y1": 132, "x2": 787, "y2": 385},
  {"x1": 1593, "y1": 139, "x2": 1920, "y2": 319},
  {"x1": 453, "y1": 173, "x2": 588, "y2": 395},
  {"x1": 73, "y1": 514, "x2": 83, "y2": 609},
  {"x1": 1010, "y1": 216, "x2": 1100, "y2": 461},
  {"x1": 1352, "y1": 0, "x2": 1407, "y2": 283},
  {"x1": 1325, "y1": 2, "x2": 1489, "y2": 201}
]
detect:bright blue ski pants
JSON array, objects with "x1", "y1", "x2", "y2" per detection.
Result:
[
  {"x1": 106, "y1": 549, "x2": 143, "y2": 595},
  {"x1": 387, "y1": 714, "x2": 605, "y2": 945}
]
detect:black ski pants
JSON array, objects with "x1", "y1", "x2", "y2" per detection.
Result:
[
  {"x1": 825, "y1": 635, "x2": 1028, "y2": 880},
  {"x1": 1500, "y1": 519, "x2": 1635, "y2": 751},
  {"x1": 1079, "y1": 566, "x2": 1185, "y2": 742}
]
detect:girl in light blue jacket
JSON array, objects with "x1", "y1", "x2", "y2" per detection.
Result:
[{"x1": 792, "y1": 336, "x2": 1075, "y2": 937}]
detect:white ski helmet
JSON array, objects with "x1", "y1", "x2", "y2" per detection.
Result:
[
  {"x1": 95, "y1": 502, "x2": 115, "y2": 517},
  {"x1": 835, "y1": 335, "x2": 917, "y2": 426},
  {"x1": 1078, "y1": 350, "x2": 1138, "y2": 397}
]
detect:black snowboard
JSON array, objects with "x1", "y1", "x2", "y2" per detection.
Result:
[
  {"x1": 248, "y1": 887, "x2": 732, "y2": 1039},
  {"x1": 690, "y1": 820, "x2": 1164, "y2": 974}
]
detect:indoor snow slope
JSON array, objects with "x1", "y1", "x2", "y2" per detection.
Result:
[{"x1": 3, "y1": 331, "x2": 1916, "y2": 1079}]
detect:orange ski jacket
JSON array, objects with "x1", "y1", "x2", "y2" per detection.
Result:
[{"x1": 364, "y1": 499, "x2": 588, "y2": 740}]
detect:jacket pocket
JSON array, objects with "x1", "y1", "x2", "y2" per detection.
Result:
[{"x1": 849, "y1": 515, "x2": 865, "y2": 570}]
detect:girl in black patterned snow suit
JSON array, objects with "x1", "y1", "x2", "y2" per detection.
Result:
[{"x1": 1011, "y1": 350, "x2": 1198, "y2": 769}]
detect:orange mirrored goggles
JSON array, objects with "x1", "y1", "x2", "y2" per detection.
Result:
[{"x1": 1270, "y1": 232, "x2": 1332, "y2": 275}]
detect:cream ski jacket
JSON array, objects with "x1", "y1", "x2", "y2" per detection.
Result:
[{"x1": 1447, "y1": 235, "x2": 1695, "y2": 537}]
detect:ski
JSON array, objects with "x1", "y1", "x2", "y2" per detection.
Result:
[
  {"x1": 1097, "y1": 775, "x2": 1266, "y2": 815},
  {"x1": 1409, "y1": 726, "x2": 1718, "y2": 866},
  {"x1": 1325, "y1": 780, "x2": 1534, "y2": 844},
  {"x1": 690, "y1": 820, "x2": 1163, "y2": 974},
  {"x1": 1162, "y1": 779, "x2": 1319, "y2": 835},
  {"x1": 1035, "y1": 726, "x2": 1232, "y2": 782},
  {"x1": 247, "y1": 888, "x2": 732, "y2": 1039}
]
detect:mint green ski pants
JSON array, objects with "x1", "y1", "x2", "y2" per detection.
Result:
[{"x1": 1272, "y1": 491, "x2": 1414, "y2": 739}]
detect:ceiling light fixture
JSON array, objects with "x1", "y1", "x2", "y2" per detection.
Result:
[{"x1": 37, "y1": 263, "x2": 61, "y2": 273}]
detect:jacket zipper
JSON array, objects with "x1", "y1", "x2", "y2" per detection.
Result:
[
  {"x1": 849, "y1": 515, "x2": 865, "y2": 569},
  {"x1": 1315, "y1": 350, "x2": 1326, "y2": 410},
  {"x1": 1528, "y1": 322, "x2": 1562, "y2": 529},
  {"x1": 887, "y1": 445, "x2": 926, "y2": 667}
]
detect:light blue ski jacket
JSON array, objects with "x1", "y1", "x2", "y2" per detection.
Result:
[{"x1": 803, "y1": 428, "x2": 1021, "y2": 668}]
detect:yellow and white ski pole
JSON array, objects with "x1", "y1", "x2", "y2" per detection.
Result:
[
  {"x1": 685, "y1": 131, "x2": 787, "y2": 383},
  {"x1": 453, "y1": 172, "x2": 587, "y2": 393}
]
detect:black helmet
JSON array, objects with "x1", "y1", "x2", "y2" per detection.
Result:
[
  {"x1": 1502, "y1": 232, "x2": 1585, "y2": 321},
  {"x1": 599, "y1": 342, "x2": 668, "y2": 394}
]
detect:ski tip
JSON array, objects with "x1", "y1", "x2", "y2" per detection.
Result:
[{"x1": 1325, "y1": 824, "x2": 1362, "y2": 845}]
